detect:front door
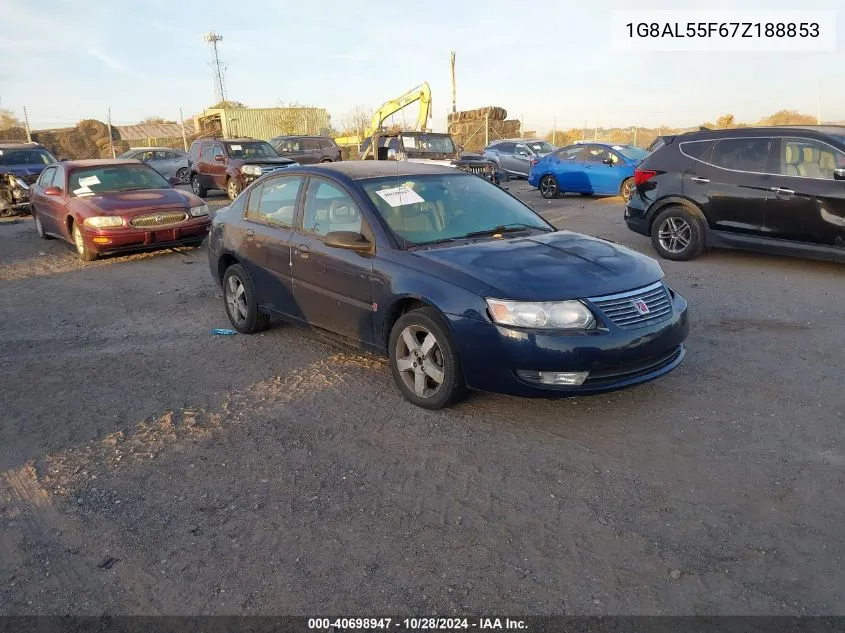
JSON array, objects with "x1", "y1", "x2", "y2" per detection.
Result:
[
  {"x1": 764, "y1": 137, "x2": 845, "y2": 247},
  {"x1": 583, "y1": 145, "x2": 621, "y2": 194},
  {"x1": 42, "y1": 164, "x2": 67, "y2": 236},
  {"x1": 291, "y1": 177, "x2": 375, "y2": 344},
  {"x1": 31, "y1": 165, "x2": 59, "y2": 234},
  {"x1": 240, "y1": 174, "x2": 304, "y2": 318},
  {"x1": 684, "y1": 136, "x2": 774, "y2": 236},
  {"x1": 210, "y1": 143, "x2": 227, "y2": 189},
  {"x1": 512, "y1": 142, "x2": 533, "y2": 177},
  {"x1": 196, "y1": 142, "x2": 215, "y2": 188}
]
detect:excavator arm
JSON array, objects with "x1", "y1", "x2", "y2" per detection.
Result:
[{"x1": 335, "y1": 82, "x2": 432, "y2": 147}]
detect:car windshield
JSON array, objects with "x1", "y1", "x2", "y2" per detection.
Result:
[
  {"x1": 0, "y1": 148, "x2": 57, "y2": 166},
  {"x1": 225, "y1": 142, "x2": 278, "y2": 159},
  {"x1": 402, "y1": 134, "x2": 456, "y2": 154},
  {"x1": 68, "y1": 164, "x2": 170, "y2": 196},
  {"x1": 362, "y1": 173, "x2": 553, "y2": 247},
  {"x1": 612, "y1": 145, "x2": 648, "y2": 161},
  {"x1": 526, "y1": 141, "x2": 555, "y2": 154}
]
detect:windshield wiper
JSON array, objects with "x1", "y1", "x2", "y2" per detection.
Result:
[{"x1": 461, "y1": 223, "x2": 552, "y2": 239}]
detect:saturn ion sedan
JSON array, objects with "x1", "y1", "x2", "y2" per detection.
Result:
[{"x1": 207, "y1": 162, "x2": 689, "y2": 409}]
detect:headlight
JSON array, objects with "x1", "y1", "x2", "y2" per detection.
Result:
[
  {"x1": 14, "y1": 177, "x2": 29, "y2": 190},
  {"x1": 83, "y1": 216, "x2": 123, "y2": 228},
  {"x1": 189, "y1": 204, "x2": 209, "y2": 217},
  {"x1": 486, "y1": 298, "x2": 595, "y2": 329},
  {"x1": 241, "y1": 165, "x2": 262, "y2": 176}
]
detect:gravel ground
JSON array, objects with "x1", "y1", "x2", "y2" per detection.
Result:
[{"x1": 0, "y1": 182, "x2": 843, "y2": 615}]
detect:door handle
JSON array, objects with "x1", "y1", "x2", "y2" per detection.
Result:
[
  {"x1": 296, "y1": 243, "x2": 310, "y2": 259},
  {"x1": 690, "y1": 176, "x2": 710, "y2": 183},
  {"x1": 771, "y1": 187, "x2": 794, "y2": 195}
]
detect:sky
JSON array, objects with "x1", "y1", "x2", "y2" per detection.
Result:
[{"x1": 1, "y1": 0, "x2": 843, "y2": 134}]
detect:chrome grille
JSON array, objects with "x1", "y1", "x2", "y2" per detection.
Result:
[
  {"x1": 589, "y1": 281, "x2": 673, "y2": 330},
  {"x1": 129, "y1": 211, "x2": 188, "y2": 228},
  {"x1": 456, "y1": 164, "x2": 494, "y2": 181}
]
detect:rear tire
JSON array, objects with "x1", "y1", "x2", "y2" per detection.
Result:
[
  {"x1": 650, "y1": 206, "x2": 705, "y2": 261},
  {"x1": 620, "y1": 177, "x2": 634, "y2": 202},
  {"x1": 191, "y1": 174, "x2": 208, "y2": 198},
  {"x1": 176, "y1": 167, "x2": 190, "y2": 184},
  {"x1": 33, "y1": 213, "x2": 53, "y2": 239},
  {"x1": 539, "y1": 175, "x2": 560, "y2": 199},
  {"x1": 388, "y1": 307, "x2": 467, "y2": 410},
  {"x1": 222, "y1": 264, "x2": 270, "y2": 333},
  {"x1": 319, "y1": 158, "x2": 333, "y2": 163}
]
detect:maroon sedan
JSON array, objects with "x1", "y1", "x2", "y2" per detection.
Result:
[{"x1": 29, "y1": 158, "x2": 212, "y2": 261}]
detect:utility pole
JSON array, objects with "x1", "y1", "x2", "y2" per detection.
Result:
[
  {"x1": 107, "y1": 108, "x2": 115, "y2": 158},
  {"x1": 583, "y1": 120, "x2": 587, "y2": 141},
  {"x1": 553, "y1": 117, "x2": 557, "y2": 145},
  {"x1": 204, "y1": 32, "x2": 227, "y2": 103},
  {"x1": 633, "y1": 125, "x2": 638, "y2": 146},
  {"x1": 179, "y1": 107, "x2": 188, "y2": 152},
  {"x1": 817, "y1": 82, "x2": 822, "y2": 124},
  {"x1": 594, "y1": 120, "x2": 598, "y2": 141},
  {"x1": 22, "y1": 105, "x2": 32, "y2": 142},
  {"x1": 450, "y1": 51, "x2": 456, "y2": 114}
]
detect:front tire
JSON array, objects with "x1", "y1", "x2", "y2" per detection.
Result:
[
  {"x1": 650, "y1": 206, "x2": 705, "y2": 261},
  {"x1": 72, "y1": 223, "x2": 97, "y2": 262},
  {"x1": 319, "y1": 158, "x2": 333, "y2": 163},
  {"x1": 539, "y1": 175, "x2": 560, "y2": 199},
  {"x1": 191, "y1": 174, "x2": 208, "y2": 198},
  {"x1": 226, "y1": 178, "x2": 242, "y2": 201},
  {"x1": 388, "y1": 307, "x2": 467, "y2": 410},
  {"x1": 222, "y1": 264, "x2": 270, "y2": 333},
  {"x1": 176, "y1": 167, "x2": 191, "y2": 184}
]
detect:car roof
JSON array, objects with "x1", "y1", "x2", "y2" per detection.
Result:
[
  {"x1": 676, "y1": 125, "x2": 845, "y2": 140},
  {"x1": 127, "y1": 146, "x2": 185, "y2": 151},
  {"x1": 305, "y1": 161, "x2": 464, "y2": 179},
  {"x1": 62, "y1": 159, "x2": 142, "y2": 169},
  {"x1": 271, "y1": 135, "x2": 330, "y2": 140},
  {"x1": 0, "y1": 142, "x2": 46, "y2": 150}
]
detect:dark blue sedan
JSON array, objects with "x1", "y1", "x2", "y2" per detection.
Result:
[
  {"x1": 528, "y1": 143, "x2": 648, "y2": 202},
  {"x1": 207, "y1": 162, "x2": 689, "y2": 409}
]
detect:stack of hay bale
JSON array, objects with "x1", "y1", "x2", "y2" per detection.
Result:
[{"x1": 447, "y1": 107, "x2": 520, "y2": 152}]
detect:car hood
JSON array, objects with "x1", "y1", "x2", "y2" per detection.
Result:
[
  {"x1": 1, "y1": 164, "x2": 49, "y2": 178},
  {"x1": 413, "y1": 230, "x2": 664, "y2": 300},
  {"x1": 70, "y1": 188, "x2": 202, "y2": 214},
  {"x1": 240, "y1": 157, "x2": 297, "y2": 166}
]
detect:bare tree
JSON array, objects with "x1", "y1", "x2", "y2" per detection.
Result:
[
  {"x1": 0, "y1": 109, "x2": 23, "y2": 131},
  {"x1": 340, "y1": 105, "x2": 373, "y2": 138}
]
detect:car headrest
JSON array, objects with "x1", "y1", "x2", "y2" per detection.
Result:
[
  {"x1": 819, "y1": 151, "x2": 836, "y2": 171},
  {"x1": 803, "y1": 146, "x2": 821, "y2": 163},
  {"x1": 784, "y1": 144, "x2": 801, "y2": 165},
  {"x1": 328, "y1": 199, "x2": 358, "y2": 223}
]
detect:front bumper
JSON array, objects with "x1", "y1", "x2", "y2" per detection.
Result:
[
  {"x1": 79, "y1": 217, "x2": 212, "y2": 254},
  {"x1": 446, "y1": 290, "x2": 690, "y2": 398}
]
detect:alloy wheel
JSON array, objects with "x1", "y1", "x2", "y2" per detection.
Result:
[
  {"x1": 225, "y1": 275, "x2": 248, "y2": 325},
  {"x1": 177, "y1": 168, "x2": 190, "y2": 184},
  {"x1": 658, "y1": 217, "x2": 692, "y2": 254},
  {"x1": 540, "y1": 176, "x2": 558, "y2": 199},
  {"x1": 394, "y1": 325, "x2": 445, "y2": 399},
  {"x1": 621, "y1": 179, "x2": 634, "y2": 201}
]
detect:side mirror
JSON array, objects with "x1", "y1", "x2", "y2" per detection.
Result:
[
  {"x1": 214, "y1": 154, "x2": 225, "y2": 162},
  {"x1": 43, "y1": 186, "x2": 62, "y2": 196},
  {"x1": 834, "y1": 168, "x2": 845, "y2": 180},
  {"x1": 324, "y1": 231, "x2": 372, "y2": 252}
]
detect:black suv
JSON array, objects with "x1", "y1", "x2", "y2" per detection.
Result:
[
  {"x1": 269, "y1": 136, "x2": 341, "y2": 164},
  {"x1": 626, "y1": 126, "x2": 845, "y2": 263}
]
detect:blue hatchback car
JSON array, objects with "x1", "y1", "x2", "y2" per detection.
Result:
[
  {"x1": 208, "y1": 162, "x2": 689, "y2": 409},
  {"x1": 528, "y1": 143, "x2": 648, "y2": 202}
]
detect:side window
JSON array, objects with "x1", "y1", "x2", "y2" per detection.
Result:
[
  {"x1": 318, "y1": 139, "x2": 334, "y2": 150},
  {"x1": 189, "y1": 143, "x2": 201, "y2": 162},
  {"x1": 38, "y1": 166, "x2": 56, "y2": 187},
  {"x1": 559, "y1": 146, "x2": 586, "y2": 161},
  {"x1": 709, "y1": 138, "x2": 773, "y2": 173},
  {"x1": 302, "y1": 179, "x2": 362, "y2": 237},
  {"x1": 679, "y1": 140, "x2": 715, "y2": 161},
  {"x1": 213, "y1": 144, "x2": 225, "y2": 160},
  {"x1": 585, "y1": 146, "x2": 611, "y2": 163},
  {"x1": 780, "y1": 137, "x2": 845, "y2": 179},
  {"x1": 51, "y1": 165, "x2": 65, "y2": 189},
  {"x1": 199, "y1": 143, "x2": 214, "y2": 162},
  {"x1": 514, "y1": 143, "x2": 530, "y2": 156},
  {"x1": 302, "y1": 138, "x2": 319, "y2": 151},
  {"x1": 498, "y1": 142, "x2": 515, "y2": 154},
  {"x1": 153, "y1": 151, "x2": 169, "y2": 161},
  {"x1": 245, "y1": 175, "x2": 303, "y2": 226}
]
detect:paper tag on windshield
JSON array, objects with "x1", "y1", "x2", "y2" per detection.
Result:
[
  {"x1": 402, "y1": 136, "x2": 417, "y2": 148},
  {"x1": 73, "y1": 186, "x2": 93, "y2": 196},
  {"x1": 374, "y1": 186, "x2": 425, "y2": 208},
  {"x1": 78, "y1": 175, "x2": 100, "y2": 187},
  {"x1": 612, "y1": 145, "x2": 624, "y2": 151},
  {"x1": 230, "y1": 144, "x2": 242, "y2": 150}
]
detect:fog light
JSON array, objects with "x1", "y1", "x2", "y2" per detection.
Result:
[
  {"x1": 92, "y1": 237, "x2": 111, "y2": 244},
  {"x1": 538, "y1": 371, "x2": 589, "y2": 386}
]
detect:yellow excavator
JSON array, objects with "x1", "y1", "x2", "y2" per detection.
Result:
[{"x1": 334, "y1": 82, "x2": 432, "y2": 147}]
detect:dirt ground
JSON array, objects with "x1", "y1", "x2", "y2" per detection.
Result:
[{"x1": 1, "y1": 183, "x2": 843, "y2": 615}]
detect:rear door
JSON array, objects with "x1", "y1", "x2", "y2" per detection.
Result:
[
  {"x1": 300, "y1": 138, "x2": 321, "y2": 164},
  {"x1": 240, "y1": 174, "x2": 304, "y2": 317},
  {"x1": 764, "y1": 136, "x2": 845, "y2": 246},
  {"x1": 682, "y1": 136, "x2": 774, "y2": 237},
  {"x1": 291, "y1": 177, "x2": 375, "y2": 343},
  {"x1": 512, "y1": 143, "x2": 533, "y2": 176},
  {"x1": 196, "y1": 142, "x2": 215, "y2": 188},
  {"x1": 319, "y1": 138, "x2": 339, "y2": 161}
]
